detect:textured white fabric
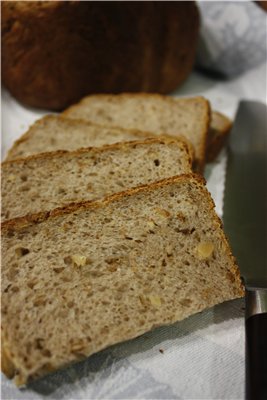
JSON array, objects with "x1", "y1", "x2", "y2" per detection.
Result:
[
  {"x1": 1, "y1": 61, "x2": 265, "y2": 399},
  {"x1": 196, "y1": 1, "x2": 267, "y2": 77}
]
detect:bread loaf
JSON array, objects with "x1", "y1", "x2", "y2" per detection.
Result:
[
  {"x1": 5, "y1": 110, "x2": 229, "y2": 164},
  {"x1": 1, "y1": 174, "x2": 244, "y2": 385},
  {"x1": 2, "y1": 138, "x2": 192, "y2": 220},
  {"x1": 1, "y1": 1, "x2": 199, "y2": 110},
  {"x1": 63, "y1": 94, "x2": 211, "y2": 170}
]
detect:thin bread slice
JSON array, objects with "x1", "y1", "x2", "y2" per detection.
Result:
[
  {"x1": 1, "y1": 174, "x2": 244, "y2": 385},
  {"x1": 5, "y1": 110, "x2": 227, "y2": 166},
  {"x1": 1, "y1": 137, "x2": 192, "y2": 221},
  {"x1": 5, "y1": 115, "x2": 193, "y2": 162},
  {"x1": 63, "y1": 93, "x2": 211, "y2": 171},
  {"x1": 207, "y1": 111, "x2": 232, "y2": 162}
]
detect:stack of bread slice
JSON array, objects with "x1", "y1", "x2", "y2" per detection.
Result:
[
  {"x1": 1, "y1": 94, "x2": 242, "y2": 386},
  {"x1": 2, "y1": 138, "x2": 193, "y2": 221},
  {"x1": 6, "y1": 94, "x2": 232, "y2": 168}
]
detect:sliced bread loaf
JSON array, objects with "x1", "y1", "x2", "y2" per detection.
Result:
[
  {"x1": 2, "y1": 138, "x2": 192, "y2": 221},
  {"x1": 5, "y1": 105, "x2": 228, "y2": 165},
  {"x1": 5, "y1": 115, "x2": 192, "y2": 162},
  {"x1": 2, "y1": 2, "x2": 200, "y2": 110},
  {"x1": 1, "y1": 174, "x2": 244, "y2": 385},
  {"x1": 63, "y1": 94, "x2": 211, "y2": 171}
]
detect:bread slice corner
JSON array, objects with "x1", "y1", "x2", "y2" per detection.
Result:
[{"x1": 207, "y1": 111, "x2": 232, "y2": 162}]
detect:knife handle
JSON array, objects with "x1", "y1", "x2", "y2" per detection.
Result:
[{"x1": 245, "y1": 289, "x2": 267, "y2": 400}]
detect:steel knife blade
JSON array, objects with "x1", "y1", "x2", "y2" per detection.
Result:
[{"x1": 223, "y1": 100, "x2": 267, "y2": 400}]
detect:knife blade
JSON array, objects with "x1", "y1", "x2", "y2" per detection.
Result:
[{"x1": 223, "y1": 100, "x2": 267, "y2": 400}]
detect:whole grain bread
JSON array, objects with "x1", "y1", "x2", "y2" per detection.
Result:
[
  {"x1": 5, "y1": 115, "x2": 193, "y2": 162},
  {"x1": 1, "y1": 174, "x2": 244, "y2": 385},
  {"x1": 1, "y1": 1, "x2": 199, "y2": 110},
  {"x1": 63, "y1": 94, "x2": 211, "y2": 171},
  {"x1": 2, "y1": 137, "x2": 192, "y2": 221},
  {"x1": 5, "y1": 109, "x2": 229, "y2": 165},
  {"x1": 207, "y1": 111, "x2": 232, "y2": 162}
]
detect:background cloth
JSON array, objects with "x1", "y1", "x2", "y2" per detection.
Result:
[
  {"x1": 1, "y1": 21, "x2": 266, "y2": 400},
  {"x1": 196, "y1": 1, "x2": 267, "y2": 77}
]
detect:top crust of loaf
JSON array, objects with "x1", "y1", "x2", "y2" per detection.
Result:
[
  {"x1": 2, "y1": 2, "x2": 199, "y2": 109},
  {"x1": 2, "y1": 1, "x2": 61, "y2": 12}
]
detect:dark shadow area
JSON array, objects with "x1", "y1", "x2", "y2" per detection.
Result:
[{"x1": 195, "y1": 67, "x2": 228, "y2": 81}]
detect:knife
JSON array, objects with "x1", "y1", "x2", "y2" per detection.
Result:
[{"x1": 223, "y1": 100, "x2": 267, "y2": 400}]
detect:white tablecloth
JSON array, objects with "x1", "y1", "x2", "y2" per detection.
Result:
[{"x1": 1, "y1": 61, "x2": 266, "y2": 400}]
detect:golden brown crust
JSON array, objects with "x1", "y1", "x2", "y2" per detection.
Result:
[
  {"x1": 199, "y1": 192, "x2": 245, "y2": 298},
  {"x1": 1, "y1": 1, "x2": 199, "y2": 110}
]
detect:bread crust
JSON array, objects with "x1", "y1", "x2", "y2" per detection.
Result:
[{"x1": 1, "y1": 1, "x2": 199, "y2": 110}]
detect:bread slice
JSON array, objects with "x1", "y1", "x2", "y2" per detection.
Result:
[
  {"x1": 2, "y1": 137, "x2": 192, "y2": 221},
  {"x1": 1, "y1": 174, "x2": 244, "y2": 385},
  {"x1": 5, "y1": 109, "x2": 229, "y2": 167},
  {"x1": 63, "y1": 94, "x2": 211, "y2": 171},
  {"x1": 5, "y1": 115, "x2": 193, "y2": 162},
  {"x1": 207, "y1": 111, "x2": 232, "y2": 162}
]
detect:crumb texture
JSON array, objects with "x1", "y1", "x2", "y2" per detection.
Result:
[
  {"x1": 2, "y1": 138, "x2": 191, "y2": 220},
  {"x1": 63, "y1": 94, "x2": 210, "y2": 169},
  {"x1": 6, "y1": 116, "x2": 168, "y2": 161},
  {"x1": 1, "y1": 175, "x2": 243, "y2": 385}
]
